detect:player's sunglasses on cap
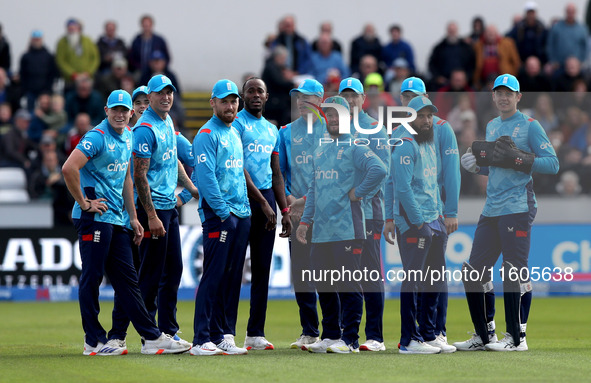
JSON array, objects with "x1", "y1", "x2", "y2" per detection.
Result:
[
  {"x1": 322, "y1": 95, "x2": 350, "y2": 113},
  {"x1": 147, "y1": 75, "x2": 177, "y2": 93},
  {"x1": 132, "y1": 86, "x2": 148, "y2": 101},
  {"x1": 339, "y1": 77, "x2": 364, "y2": 94},
  {"x1": 401, "y1": 76, "x2": 426, "y2": 95},
  {"x1": 407, "y1": 96, "x2": 438, "y2": 113},
  {"x1": 107, "y1": 90, "x2": 132, "y2": 109},
  {"x1": 211, "y1": 79, "x2": 240, "y2": 99},
  {"x1": 289, "y1": 79, "x2": 324, "y2": 97},
  {"x1": 493, "y1": 74, "x2": 520, "y2": 92}
]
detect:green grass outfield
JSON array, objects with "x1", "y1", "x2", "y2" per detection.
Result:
[{"x1": 1, "y1": 297, "x2": 590, "y2": 383}]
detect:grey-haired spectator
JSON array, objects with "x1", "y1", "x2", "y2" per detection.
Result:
[
  {"x1": 517, "y1": 56, "x2": 551, "y2": 95},
  {"x1": 97, "y1": 57, "x2": 131, "y2": 98},
  {"x1": 97, "y1": 20, "x2": 127, "y2": 74},
  {"x1": 271, "y1": 15, "x2": 312, "y2": 74}
]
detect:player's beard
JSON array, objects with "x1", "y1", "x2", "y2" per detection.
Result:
[
  {"x1": 217, "y1": 110, "x2": 236, "y2": 124},
  {"x1": 414, "y1": 125, "x2": 434, "y2": 144}
]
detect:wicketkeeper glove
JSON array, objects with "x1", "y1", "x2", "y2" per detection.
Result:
[
  {"x1": 471, "y1": 140, "x2": 496, "y2": 167},
  {"x1": 460, "y1": 147, "x2": 479, "y2": 173},
  {"x1": 491, "y1": 136, "x2": 535, "y2": 173}
]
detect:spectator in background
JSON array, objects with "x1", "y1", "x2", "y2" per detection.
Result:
[
  {"x1": 350, "y1": 24, "x2": 382, "y2": 75},
  {"x1": 386, "y1": 58, "x2": 411, "y2": 99},
  {"x1": 97, "y1": 20, "x2": 127, "y2": 74},
  {"x1": 570, "y1": 79, "x2": 591, "y2": 112},
  {"x1": 262, "y1": 45, "x2": 295, "y2": 126},
  {"x1": 429, "y1": 22, "x2": 476, "y2": 89},
  {"x1": 507, "y1": 1, "x2": 547, "y2": 64},
  {"x1": 552, "y1": 56, "x2": 586, "y2": 92},
  {"x1": 29, "y1": 92, "x2": 53, "y2": 143},
  {"x1": 65, "y1": 74, "x2": 104, "y2": 125},
  {"x1": 271, "y1": 15, "x2": 312, "y2": 74},
  {"x1": 546, "y1": 3, "x2": 588, "y2": 73},
  {"x1": 97, "y1": 57, "x2": 131, "y2": 98},
  {"x1": 0, "y1": 67, "x2": 20, "y2": 113},
  {"x1": 139, "y1": 51, "x2": 181, "y2": 95},
  {"x1": 129, "y1": 15, "x2": 170, "y2": 75},
  {"x1": 517, "y1": 56, "x2": 551, "y2": 95},
  {"x1": 0, "y1": 109, "x2": 36, "y2": 170},
  {"x1": 381, "y1": 25, "x2": 415, "y2": 72},
  {"x1": 529, "y1": 93, "x2": 559, "y2": 133},
  {"x1": 0, "y1": 23, "x2": 11, "y2": 73},
  {"x1": 65, "y1": 112, "x2": 92, "y2": 155},
  {"x1": 556, "y1": 170, "x2": 582, "y2": 196},
  {"x1": 55, "y1": 18, "x2": 100, "y2": 92},
  {"x1": 0, "y1": 102, "x2": 11, "y2": 135},
  {"x1": 363, "y1": 73, "x2": 396, "y2": 121},
  {"x1": 19, "y1": 30, "x2": 58, "y2": 111},
  {"x1": 433, "y1": 69, "x2": 475, "y2": 119},
  {"x1": 310, "y1": 34, "x2": 349, "y2": 85},
  {"x1": 446, "y1": 94, "x2": 477, "y2": 134},
  {"x1": 569, "y1": 113, "x2": 591, "y2": 153},
  {"x1": 312, "y1": 22, "x2": 342, "y2": 53},
  {"x1": 466, "y1": 16, "x2": 485, "y2": 47},
  {"x1": 559, "y1": 106, "x2": 586, "y2": 143},
  {"x1": 473, "y1": 25, "x2": 521, "y2": 88},
  {"x1": 353, "y1": 54, "x2": 378, "y2": 85}
]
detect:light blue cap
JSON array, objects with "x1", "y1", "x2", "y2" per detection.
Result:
[
  {"x1": 31, "y1": 30, "x2": 43, "y2": 38},
  {"x1": 132, "y1": 85, "x2": 148, "y2": 101},
  {"x1": 322, "y1": 96, "x2": 350, "y2": 113},
  {"x1": 401, "y1": 76, "x2": 426, "y2": 95},
  {"x1": 289, "y1": 79, "x2": 324, "y2": 97},
  {"x1": 407, "y1": 96, "x2": 438, "y2": 113},
  {"x1": 338, "y1": 77, "x2": 364, "y2": 94},
  {"x1": 211, "y1": 79, "x2": 240, "y2": 99},
  {"x1": 493, "y1": 74, "x2": 520, "y2": 92},
  {"x1": 147, "y1": 75, "x2": 177, "y2": 93},
  {"x1": 107, "y1": 90, "x2": 132, "y2": 109}
]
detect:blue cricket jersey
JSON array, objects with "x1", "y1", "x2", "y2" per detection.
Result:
[
  {"x1": 433, "y1": 116, "x2": 460, "y2": 218},
  {"x1": 72, "y1": 119, "x2": 133, "y2": 226},
  {"x1": 300, "y1": 134, "x2": 388, "y2": 243},
  {"x1": 132, "y1": 106, "x2": 178, "y2": 210},
  {"x1": 176, "y1": 131, "x2": 194, "y2": 167},
  {"x1": 192, "y1": 115, "x2": 251, "y2": 221},
  {"x1": 480, "y1": 110, "x2": 559, "y2": 217},
  {"x1": 391, "y1": 130, "x2": 441, "y2": 234},
  {"x1": 234, "y1": 109, "x2": 280, "y2": 190}
]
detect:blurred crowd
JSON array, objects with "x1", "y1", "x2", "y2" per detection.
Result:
[{"x1": 0, "y1": 3, "x2": 590, "y2": 215}]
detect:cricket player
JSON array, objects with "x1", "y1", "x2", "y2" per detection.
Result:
[
  {"x1": 387, "y1": 96, "x2": 450, "y2": 354},
  {"x1": 384, "y1": 76, "x2": 460, "y2": 351},
  {"x1": 338, "y1": 77, "x2": 390, "y2": 352},
  {"x1": 296, "y1": 96, "x2": 388, "y2": 354},
  {"x1": 62, "y1": 90, "x2": 191, "y2": 355},
  {"x1": 130, "y1": 85, "x2": 149, "y2": 127},
  {"x1": 232, "y1": 77, "x2": 292, "y2": 350},
  {"x1": 278, "y1": 79, "x2": 325, "y2": 350},
  {"x1": 455, "y1": 74, "x2": 559, "y2": 351},
  {"x1": 133, "y1": 75, "x2": 199, "y2": 348}
]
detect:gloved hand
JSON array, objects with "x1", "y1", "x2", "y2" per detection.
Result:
[
  {"x1": 491, "y1": 136, "x2": 535, "y2": 173},
  {"x1": 472, "y1": 140, "x2": 496, "y2": 167},
  {"x1": 461, "y1": 147, "x2": 479, "y2": 174}
]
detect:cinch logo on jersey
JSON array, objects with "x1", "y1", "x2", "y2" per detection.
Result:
[
  {"x1": 424, "y1": 166, "x2": 437, "y2": 177},
  {"x1": 225, "y1": 156, "x2": 243, "y2": 168},
  {"x1": 445, "y1": 148, "x2": 459, "y2": 155},
  {"x1": 315, "y1": 167, "x2": 339, "y2": 180},
  {"x1": 107, "y1": 160, "x2": 129, "y2": 172},
  {"x1": 162, "y1": 146, "x2": 177, "y2": 161},
  {"x1": 295, "y1": 152, "x2": 312, "y2": 164},
  {"x1": 247, "y1": 141, "x2": 273, "y2": 153},
  {"x1": 304, "y1": 101, "x2": 418, "y2": 136},
  {"x1": 540, "y1": 142, "x2": 552, "y2": 150}
]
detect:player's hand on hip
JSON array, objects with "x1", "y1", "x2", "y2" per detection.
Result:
[
  {"x1": 84, "y1": 198, "x2": 108, "y2": 215},
  {"x1": 383, "y1": 221, "x2": 396, "y2": 245},
  {"x1": 461, "y1": 147, "x2": 479, "y2": 173},
  {"x1": 279, "y1": 213, "x2": 292, "y2": 238},
  {"x1": 262, "y1": 202, "x2": 277, "y2": 231},
  {"x1": 130, "y1": 218, "x2": 144, "y2": 246},
  {"x1": 444, "y1": 217, "x2": 458, "y2": 235},
  {"x1": 148, "y1": 214, "x2": 166, "y2": 238},
  {"x1": 296, "y1": 224, "x2": 308, "y2": 245},
  {"x1": 348, "y1": 188, "x2": 362, "y2": 202}
]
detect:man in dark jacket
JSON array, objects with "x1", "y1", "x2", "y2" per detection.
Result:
[
  {"x1": 429, "y1": 22, "x2": 475, "y2": 89},
  {"x1": 19, "y1": 30, "x2": 58, "y2": 111}
]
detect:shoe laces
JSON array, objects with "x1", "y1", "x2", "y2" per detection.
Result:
[
  {"x1": 499, "y1": 333, "x2": 515, "y2": 346},
  {"x1": 217, "y1": 339, "x2": 234, "y2": 350},
  {"x1": 436, "y1": 334, "x2": 447, "y2": 344},
  {"x1": 105, "y1": 339, "x2": 125, "y2": 348}
]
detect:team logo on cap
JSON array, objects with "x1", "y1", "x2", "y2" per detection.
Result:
[
  {"x1": 408, "y1": 80, "x2": 413, "y2": 87},
  {"x1": 118, "y1": 94, "x2": 123, "y2": 101},
  {"x1": 347, "y1": 79, "x2": 352, "y2": 86},
  {"x1": 227, "y1": 82, "x2": 232, "y2": 91},
  {"x1": 503, "y1": 76, "x2": 508, "y2": 84},
  {"x1": 422, "y1": 97, "x2": 429, "y2": 104}
]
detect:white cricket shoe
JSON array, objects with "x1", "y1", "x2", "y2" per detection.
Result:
[
  {"x1": 172, "y1": 333, "x2": 192, "y2": 349},
  {"x1": 216, "y1": 338, "x2": 248, "y2": 355},
  {"x1": 290, "y1": 335, "x2": 319, "y2": 350},
  {"x1": 326, "y1": 340, "x2": 360, "y2": 354},
  {"x1": 307, "y1": 338, "x2": 341, "y2": 353},
  {"x1": 190, "y1": 342, "x2": 223, "y2": 356},
  {"x1": 398, "y1": 340, "x2": 441, "y2": 354},
  {"x1": 359, "y1": 339, "x2": 386, "y2": 351},
  {"x1": 485, "y1": 333, "x2": 528, "y2": 352},
  {"x1": 141, "y1": 333, "x2": 191, "y2": 354},
  {"x1": 453, "y1": 332, "x2": 498, "y2": 351},
  {"x1": 244, "y1": 336, "x2": 275, "y2": 350},
  {"x1": 83, "y1": 338, "x2": 104, "y2": 356},
  {"x1": 97, "y1": 339, "x2": 128, "y2": 355},
  {"x1": 425, "y1": 334, "x2": 456, "y2": 353}
]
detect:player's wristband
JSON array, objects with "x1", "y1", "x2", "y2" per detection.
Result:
[
  {"x1": 386, "y1": 219, "x2": 394, "y2": 223},
  {"x1": 299, "y1": 221, "x2": 310, "y2": 227},
  {"x1": 281, "y1": 207, "x2": 290, "y2": 215},
  {"x1": 81, "y1": 200, "x2": 92, "y2": 212}
]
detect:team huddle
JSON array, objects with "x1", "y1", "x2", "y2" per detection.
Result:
[{"x1": 62, "y1": 70, "x2": 559, "y2": 356}]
